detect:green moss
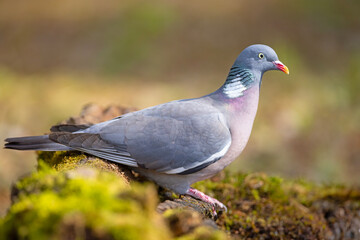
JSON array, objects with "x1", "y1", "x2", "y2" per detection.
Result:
[
  {"x1": 3, "y1": 149, "x2": 360, "y2": 239},
  {"x1": 193, "y1": 172, "x2": 287, "y2": 203},
  {"x1": 193, "y1": 172, "x2": 335, "y2": 239},
  {"x1": 192, "y1": 170, "x2": 360, "y2": 238},
  {"x1": 176, "y1": 226, "x2": 229, "y2": 240},
  {"x1": 38, "y1": 151, "x2": 99, "y2": 171},
  {"x1": 37, "y1": 151, "x2": 130, "y2": 182},
  {"x1": 163, "y1": 209, "x2": 228, "y2": 240},
  {"x1": 1, "y1": 167, "x2": 170, "y2": 240}
]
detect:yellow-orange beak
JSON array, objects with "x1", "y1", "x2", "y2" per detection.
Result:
[{"x1": 273, "y1": 60, "x2": 289, "y2": 75}]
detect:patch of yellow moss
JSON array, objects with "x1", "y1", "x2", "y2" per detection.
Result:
[
  {"x1": 0, "y1": 165, "x2": 170, "y2": 240},
  {"x1": 37, "y1": 151, "x2": 131, "y2": 183},
  {"x1": 176, "y1": 226, "x2": 229, "y2": 240}
]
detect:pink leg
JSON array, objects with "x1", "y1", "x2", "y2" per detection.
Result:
[{"x1": 186, "y1": 188, "x2": 227, "y2": 215}]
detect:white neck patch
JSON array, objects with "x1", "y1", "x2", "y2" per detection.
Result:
[
  {"x1": 222, "y1": 68, "x2": 255, "y2": 98},
  {"x1": 223, "y1": 75, "x2": 248, "y2": 98}
]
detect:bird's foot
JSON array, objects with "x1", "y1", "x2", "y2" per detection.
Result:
[{"x1": 186, "y1": 187, "x2": 227, "y2": 217}]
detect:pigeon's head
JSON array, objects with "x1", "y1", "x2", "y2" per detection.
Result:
[{"x1": 234, "y1": 44, "x2": 289, "y2": 76}]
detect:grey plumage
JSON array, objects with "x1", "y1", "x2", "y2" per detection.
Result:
[
  {"x1": 5, "y1": 135, "x2": 71, "y2": 151},
  {"x1": 50, "y1": 124, "x2": 91, "y2": 132},
  {"x1": 4, "y1": 44, "x2": 289, "y2": 213}
]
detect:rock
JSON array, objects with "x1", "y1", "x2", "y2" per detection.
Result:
[
  {"x1": 63, "y1": 103, "x2": 137, "y2": 125},
  {"x1": 157, "y1": 195, "x2": 218, "y2": 220}
]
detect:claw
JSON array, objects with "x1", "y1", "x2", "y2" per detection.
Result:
[
  {"x1": 213, "y1": 198, "x2": 228, "y2": 213},
  {"x1": 186, "y1": 188, "x2": 227, "y2": 216}
]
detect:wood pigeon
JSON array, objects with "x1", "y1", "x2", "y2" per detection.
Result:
[{"x1": 5, "y1": 44, "x2": 289, "y2": 215}]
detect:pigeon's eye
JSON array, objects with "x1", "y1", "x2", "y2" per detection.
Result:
[{"x1": 258, "y1": 53, "x2": 265, "y2": 59}]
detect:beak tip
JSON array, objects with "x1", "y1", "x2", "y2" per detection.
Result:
[{"x1": 273, "y1": 60, "x2": 289, "y2": 75}]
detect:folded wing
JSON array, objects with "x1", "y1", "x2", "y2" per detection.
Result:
[{"x1": 51, "y1": 100, "x2": 231, "y2": 175}]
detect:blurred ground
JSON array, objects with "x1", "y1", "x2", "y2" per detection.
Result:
[{"x1": 0, "y1": 0, "x2": 359, "y2": 216}]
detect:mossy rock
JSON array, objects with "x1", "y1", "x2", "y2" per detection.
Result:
[
  {"x1": 2, "y1": 104, "x2": 360, "y2": 239},
  {"x1": 2, "y1": 158, "x2": 360, "y2": 239},
  {"x1": 37, "y1": 150, "x2": 219, "y2": 220},
  {"x1": 37, "y1": 151, "x2": 134, "y2": 183},
  {"x1": 176, "y1": 225, "x2": 229, "y2": 240},
  {"x1": 1, "y1": 165, "x2": 171, "y2": 240},
  {"x1": 0, "y1": 161, "x2": 226, "y2": 240},
  {"x1": 3, "y1": 150, "x2": 360, "y2": 239},
  {"x1": 193, "y1": 172, "x2": 360, "y2": 240},
  {"x1": 163, "y1": 209, "x2": 228, "y2": 240}
]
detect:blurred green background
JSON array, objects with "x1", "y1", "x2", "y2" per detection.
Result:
[{"x1": 0, "y1": 0, "x2": 359, "y2": 216}]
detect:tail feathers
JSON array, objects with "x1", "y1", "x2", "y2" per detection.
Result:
[{"x1": 4, "y1": 135, "x2": 71, "y2": 151}]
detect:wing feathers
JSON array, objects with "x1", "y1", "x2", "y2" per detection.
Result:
[
  {"x1": 46, "y1": 100, "x2": 231, "y2": 175},
  {"x1": 49, "y1": 132, "x2": 137, "y2": 167},
  {"x1": 50, "y1": 124, "x2": 91, "y2": 132},
  {"x1": 80, "y1": 148, "x2": 138, "y2": 167},
  {"x1": 162, "y1": 140, "x2": 231, "y2": 174},
  {"x1": 50, "y1": 132, "x2": 110, "y2": 149}
]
